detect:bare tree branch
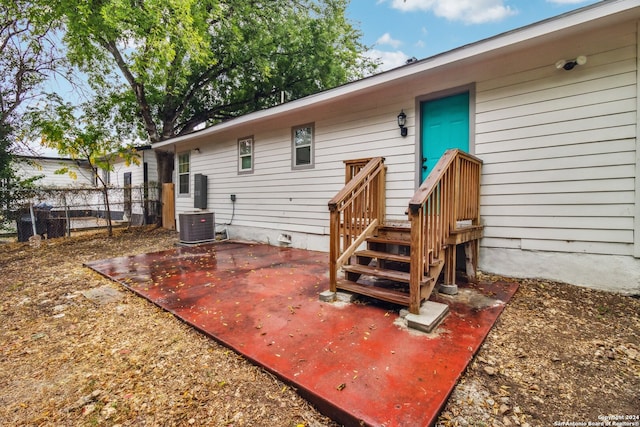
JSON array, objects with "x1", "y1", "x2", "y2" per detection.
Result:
[{"x1": 101, "y1": 39, "x2": 160, "y2": 142}]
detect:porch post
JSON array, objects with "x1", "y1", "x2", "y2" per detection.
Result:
[
  {"x1": 377, "y1": 165, "x2": 386, "y2": 224},
  {"x1": 408, "y1": 207, "x2": 423, "y2": 315},
  {"x1": 444, "y1": 245, "x2": 456, "y2": 288},
  {"x1": 464, "y1": 240, "x2": 479, "y2": 283},
  {"x1": 329, "y1": 206, "x2": 340, "y2": 293}
]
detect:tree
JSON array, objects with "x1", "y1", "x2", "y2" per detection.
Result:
[
  {"x1": 55, "y1": 0, "x2": 376, "y2": 191},
  {"x1": 1, "y1": 0, "x2": 63, "y2": 133},
  {"x1": 0, "y1": 124, "x2": 45, "y2": 231},
  {"x1": 28, "y1": 94, "x2": 141, "y2": 237},
  {"x1": 0, "y1": 0, "x2": 66, "y2": 228}
]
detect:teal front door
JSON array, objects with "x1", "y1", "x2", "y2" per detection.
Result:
[{"x1": 421, "y1": 92, "x2": 470, "y2": 182}]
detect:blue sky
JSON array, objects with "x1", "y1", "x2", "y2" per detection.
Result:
[{"x1": 347, "y1": 0, "x2": 601, "y2": 71}]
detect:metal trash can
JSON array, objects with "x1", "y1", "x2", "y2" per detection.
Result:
[
  {"x1": 15, "y1": 205, "x2": 55, "y2": 242},
  {"x1": 16, "y1": 213, "x2": 35, "y2": 242}
]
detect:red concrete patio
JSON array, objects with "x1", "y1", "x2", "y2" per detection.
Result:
[{"x1": 86, "y1": 241, "x2": 518, "y2": 427}]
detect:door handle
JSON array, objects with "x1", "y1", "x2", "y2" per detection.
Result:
[{"x1": 422, "y1": 157, "x2": 428, "y2": 171}]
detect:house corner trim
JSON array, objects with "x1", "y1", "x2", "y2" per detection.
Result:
[{"x1": 634, "y1": 19, "x2": 640, "y2": 258}]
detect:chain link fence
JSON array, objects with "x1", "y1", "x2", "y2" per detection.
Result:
[{"x1": 1, "y1": 184, "x2": 161, "y2": 241}]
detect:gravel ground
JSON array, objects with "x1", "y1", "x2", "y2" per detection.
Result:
[{"x1": 0, "y1": 226, "x2": 638, "y2": 426}]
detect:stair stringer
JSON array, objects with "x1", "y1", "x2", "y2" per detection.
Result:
[{"x1": 420, "y1": 250, "x2": 446, "y2": 301}]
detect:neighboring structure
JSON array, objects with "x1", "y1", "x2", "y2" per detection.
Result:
[
  {"x1": 99, "y1": 146, "x2": 160, "y2": 224},
  {"x1": 154, "y1": 0, "x2": 640, "y2": 294},
  {"x1": 14, "y1": 155, "x2": 95, "y2": 188},
  {"x1": 104, "y1": 145, "x2": 159, "y2": 189},
  {"x1": 13, "y1": 147, "x2": 159, "y2": 225}
]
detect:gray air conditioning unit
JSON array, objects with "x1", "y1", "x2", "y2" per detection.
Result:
[{"x1": 179, "y1": 212, "x2": 215, "y2": 245}]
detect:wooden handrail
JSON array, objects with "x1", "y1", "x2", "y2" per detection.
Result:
[
  {"x1": 328, "y1": 157, "x2": 386, "y2": 292},
  {"x1": 409, "y1": 149, "x2": 483, "y2": 214},
  {"x1": 343, "y1": 157, "x2": 374, "y2": 184},
  {"x1": 407, "y1": 149, "x2": 482, "y2": 313},
  {"x1": 329, "y1": 157, "x2": 385, "y2": 210}
]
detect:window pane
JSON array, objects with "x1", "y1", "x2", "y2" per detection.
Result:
[
  {"x1": 241, "y1": 156, "x2": 252, "y2": 170},
  {"x1": 294, "y1": 127, "x2": 311, "y2": 146},
  {"x1": 296, "y1": 146, "x2": 311, "y2": 165},
  {"x1": 239, "y1": 140, "x2": 252, "y2": 155},
  {"x1": 179, "y1": 174, "x2": 189, "y2": 194},
  {"x1": 178, "y1": 153, "x2": 189, "y2": 173}
]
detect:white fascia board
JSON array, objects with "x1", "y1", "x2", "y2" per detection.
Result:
[{"x1": 155, "y1": 0, "x2": 640, "y2": 150}]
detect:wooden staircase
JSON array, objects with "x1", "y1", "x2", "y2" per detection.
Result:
[
  {"x1": 328, "y1": 150, "x2": 483, "y2": 315},
  {"x1": 337, "y1": 223, "x2": 442, "y2": 307}
]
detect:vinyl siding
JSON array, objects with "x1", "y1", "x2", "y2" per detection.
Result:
[
  {"x1": 111, "y1": 158, "x2": 142, "y2": 187},
  {"x1": 475, "y1": 19, "x2": 637, "y2": 257},
  {"x1": 16, "y1": 158, "x2": 95, "y2": 187},
  {"x1": 175, "y1": 97, "x2": 416, "y2": 234}
]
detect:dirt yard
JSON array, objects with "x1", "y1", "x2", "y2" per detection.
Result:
[{"x1": 0, "y1": 226, "x2": 638, "y2": 426}]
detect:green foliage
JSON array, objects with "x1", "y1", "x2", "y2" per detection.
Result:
[
  {"x1": 26, "y1": 94, "x2": 141, "y2": 236},
  {"x1": 0, "y1": 0, "x2": 66, "y2": 228},
  {"x1": 55, "y1": 0, "x2": 376, "y2": 143},
  {"x1": 28, "y1": 94, "x2": 140, "y2": 175},
  {"x1": 0, "y1": 130, "x2": 44, "y2": 230}
]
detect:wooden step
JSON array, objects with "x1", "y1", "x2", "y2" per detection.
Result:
[
  {"x1": 378, "y1": 221, "x2": 411, "y2": 232},
  {"x1": 375, "y1": 223, "x2": 411, "y2": 243},
  {"x1": 376, "y1": 225, "x2": 411, "y2": 232},
  {"x1": 336, "y1": 279, "x2": 410, "y2": 306},
  {"x1": 342, "y1": 264, "x2": 410, "y2": 283},
  {"x1": 367, "y1": 236, "x2": 411, "y2": 246},
  {"x1": 354, "y1": 249, "x2": 411, "y2": 264}
]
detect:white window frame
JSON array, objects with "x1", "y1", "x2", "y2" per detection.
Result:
[
  {"x1": 292, "y1": 123, "x2": 314, "y2": 170},
  {"x1": 177, "y1": 152, "x2": 190, "y2": 196},
  {"x1": 238, "y1": 136, "x2": 254, "y2": 174}
]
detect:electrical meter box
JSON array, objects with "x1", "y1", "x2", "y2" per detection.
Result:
[{"x1": 194, "y1": 173, "x2": 207, "y2": 209}]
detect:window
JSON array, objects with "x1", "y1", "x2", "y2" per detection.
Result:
[
  {"x1": 178, "y1": 152, "x2": 190, "y2": 195},
  {"x1": 238, "y1": 136, "x2": 254, "y2": 174},
  {"x1": 102, "y1": 169, "x2": 111, "y2": 185},
  {"x1": 292, "y1": 123, "x2": 314, "y2": 169}
]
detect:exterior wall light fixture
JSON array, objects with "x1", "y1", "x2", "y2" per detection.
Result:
[
  {"x1": 555, "y1": 55, "x2": 587, "y2": 71},
  {"x1": 397, "y1": 110, "x2": 408, "y2": 137}
]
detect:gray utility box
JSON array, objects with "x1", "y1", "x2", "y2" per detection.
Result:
[
  {"x1": 194, "y1": 173, "x2": 208, "y2": 209},
  {"x1": 178, "y1": 212, "x2": 215, "y2": 244}
]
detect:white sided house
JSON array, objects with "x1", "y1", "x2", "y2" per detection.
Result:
[
  {"x1": 15, "y1": 155, "x2": 95, "y2": 188},
  {"x1": 155, "y1": 0, "x2": 640, "y2": 297},
  {"x1": 14, "y1": 148, "x2": 159, "y2": 225},
  {"x1": 100, "y1": 146, "x2": 160, "y2": 224},
  {"x1": 104, "y1": 146, "x2": 159, "y2": 188}
]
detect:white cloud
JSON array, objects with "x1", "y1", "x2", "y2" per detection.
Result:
[
  {"x1": 365, "y1": 49, "x2": 411, "y2": 71},
  {"x1": 376, "y1": 32, "x2": 403, "y2": 48},
  {"x1": 388, "y1": 0, "x2": 517, "y2": 24},
  {"x1": 368, "y1": 34, "x2": 408, "y2": 71}
]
